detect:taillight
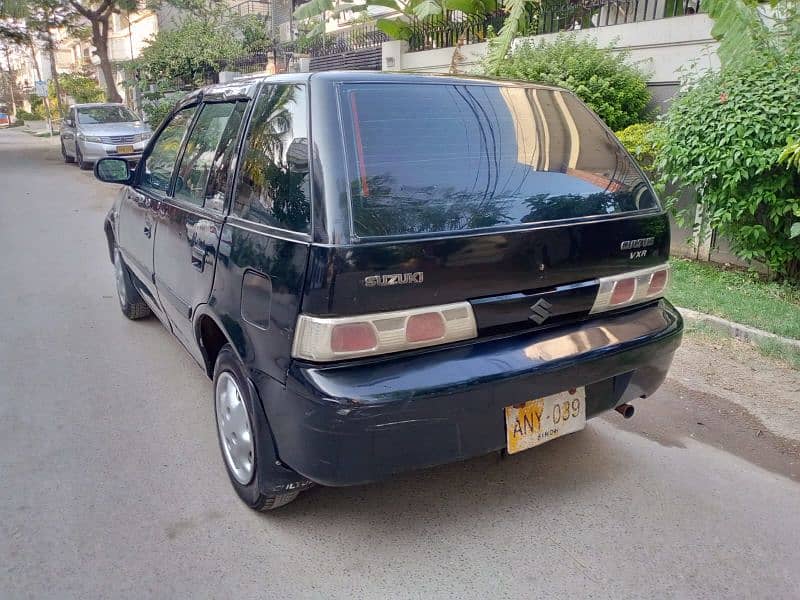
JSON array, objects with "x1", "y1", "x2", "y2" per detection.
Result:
[
  {"x1": 292, "y1": 302, "x2": 478, "y2": 362},
  {"x1": 590, "y1": 264, "x2": 670, "y2": 314},
  {"x1": 330, "y1": 322, "x2": 377, "y2": 353}
]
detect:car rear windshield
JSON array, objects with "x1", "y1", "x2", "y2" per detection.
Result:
[
  {"x1": 340, "y1": 82, "x2": 658, "y2": 238},
  {"x1": 78, "y1": 106, "x2": 138, "y2": 124}
]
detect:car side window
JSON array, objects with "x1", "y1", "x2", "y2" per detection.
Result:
[
  {"x1": 173, "y1": 101, "x2": 247, "y2": 211},
  {"x1": 139, "y1": 106, "x2": 197, "y2": 195},
  {"x1": 174, "y1": 102, "x2": 247, "y2": 206},
  {"x1": 232, "y1": 84, "x2": 310, "y2": 233}
]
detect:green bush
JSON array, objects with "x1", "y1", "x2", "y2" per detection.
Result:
[
  {"x1": 141, "y1": 96, "x2": 174, "y2": 129},
  {"x1": 656, "y1": 53, "x2": 800, "y2": 280},
  {"x1": 15, "y1": 109, "x2": 37, "y2": 122},
  {"x1": 484, "y1": 36, "x2": 651, "y2": 130},
  {"x1": 51, "y1": 73, "x2": 104, "y2": 104},
  {"x1": 134, "y1": 18, "x2": 244, "y2": 86},
  {"x1": 615, "y1": 122, "x2": 660, "y2": 172}
]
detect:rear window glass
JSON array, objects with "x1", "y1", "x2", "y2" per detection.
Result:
[
  {"x1": 78, "y1": 106, "x2": 138, "y2": 124},
  {"x1": 340, "y1": 83, "x2": 658, "y2": 238}
]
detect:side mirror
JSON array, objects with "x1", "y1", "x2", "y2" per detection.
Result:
[
  {"x1": 94, "y1": 158, "x2": 131, "y2": 184},
  {"x1": 64, "y1": 118, "x2": 74, "y2": 127}
]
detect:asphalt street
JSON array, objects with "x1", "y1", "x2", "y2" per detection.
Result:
[{"x1": 1, "y1": 128, "x2": 799, "y2": 599}]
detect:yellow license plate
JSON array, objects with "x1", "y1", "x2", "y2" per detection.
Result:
[
  {"x1": 116, "y1": 145, "x2": 135, "y2": 154},
  {"x1": 505, "y1": 388, "x2": 586, "y2": 454}
]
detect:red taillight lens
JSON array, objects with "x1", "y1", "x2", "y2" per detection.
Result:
[
  {"x1": 610, "y1": 278, "x2": 636, "y2": 305},
  {"x1": 648, "y1": 269, "x2": 668, "y2": 295},
  {"x1": 292, "y1": 302, "x2": 478, "y2": 362},
  {"x1": 406, "y1": 312, "x2": 445, "y2": 343},
  {"x1": 590, "y1": 264, "x2": 670, "y2": 315},
  {"x1": 330, "y1": 322, "x2": 377, "y2": 353}
]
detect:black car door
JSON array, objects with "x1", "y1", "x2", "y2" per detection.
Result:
[
  {"x1": 118, "y1": 105, "x2": 197, "y2": 314},
  {"x1": 152, "y1": 101, "x2": 249, "y2": 357}
]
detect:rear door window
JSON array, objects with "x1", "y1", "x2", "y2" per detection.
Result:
[
  {"x1": 232, "y1": 84, "x2": 310, "y2": 233},
  {"x1": 340, "y1": 83, "x2": 658, "y2": 238}
]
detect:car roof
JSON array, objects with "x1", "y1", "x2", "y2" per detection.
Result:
[
  {"x1": 70, "y1": 102, "x2": 128, "y2": 108},
  {"x1": 193, "y1": 70, "x2": 566, "y2": 100}
]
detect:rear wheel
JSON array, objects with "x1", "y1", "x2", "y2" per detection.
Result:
[
  {"x1": 61, "y1": 139, "x2": 74, "y2": 163},
  {"x1": 213, "y1": 345, "x2": 300, "y2": 511},
  {"x1": 114, "y1": 247, "x2": 151, "y2": 320},
  {"x1": 76, "y1": 145, "x2": 91, "y2": 170}
]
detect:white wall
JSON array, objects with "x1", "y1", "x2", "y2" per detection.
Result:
[{"x1": 383, "y1": 15, "x2": 719, "y2": 85}]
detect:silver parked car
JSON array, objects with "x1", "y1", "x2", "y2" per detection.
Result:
[{"x1": 60, "y1": 103, "x2": 152, "y2": 170}]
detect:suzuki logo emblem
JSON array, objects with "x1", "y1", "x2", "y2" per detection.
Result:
[{"x1": 529, "y1": 298, "x2": 553, "y2": 324}]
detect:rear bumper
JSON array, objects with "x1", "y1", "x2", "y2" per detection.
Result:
[{"x1": 257, "y1": 300, "x2": 683, "y2": 487}]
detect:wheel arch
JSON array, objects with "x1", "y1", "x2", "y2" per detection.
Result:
[
  {"x1": 193, "y1": 306, "x2": 247, "y2": 379},
  {"x1": 103, "y1": 217, "x2": 116, "y2": 263}
]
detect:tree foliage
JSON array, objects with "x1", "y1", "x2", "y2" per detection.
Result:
[
  {"x1": 615, "y1": 122, "x2": 659, "y2": 173},
  {"x1": 484, "y1": 36, "x2": 650, "y2": 130},
  {"x1": 483, "y1": 0, "x2": 532, "y2": 73},
  {"x1": 703, "y1": 0, "x2": 799, "y2": 67},
  {"x1": 655, "y1": 53, "x2": 800, "y2": 279},
  {"x1": 49, "y1": 72, "x2": 104, "y2": 103},
  {"x1": 132, "y1": 18, "x2": 243, "y2": 86},
  {"x1": 293, "y1": 0, "x2": 498, "y2": 40}
]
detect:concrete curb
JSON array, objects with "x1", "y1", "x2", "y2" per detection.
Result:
[
  {"x1": 21, "y1": 127, "x2": 58, "y2": 137},
  {"x1": 677, "y1": 307, "x2": 800, "y2": 352}
]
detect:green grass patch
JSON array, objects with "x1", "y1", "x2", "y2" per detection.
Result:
[{"x1": 668, "y1": 258, "x2": 800, "y2": 340}]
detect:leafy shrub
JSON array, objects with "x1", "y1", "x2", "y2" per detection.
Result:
[
  {"x1": 134, "y1": 18, "x2": 244, "y2": 86},
  {"x1": 485, "y1": 36, "x2": 651, "y2": 130},
  {"x1": 15, "y1": 109, "x2": 37, "y2": 122},
  {"x1": 615, "y1": 122, "x2": 659, "y2": 172},
  {"x1": 57, "y1": 73, "x2": 105, "y2": 104},
  {"x1": 656, "y1": 53, "x2": 800, "y2": 280},
  {"x1": 141, "y1": 95, "x2": 174, "y2": 129},
  {"x1": 778, "y1": 138, "x2": 800, "y2": 240},
  {"x1": 779, "y1": 138, "x2": 800, "y2": 173}
]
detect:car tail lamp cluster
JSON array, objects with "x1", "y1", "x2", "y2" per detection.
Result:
[
  {"x1": 590, "y1": 264, "x2": 670, "y2": 314},
  {"x1": 291, "y1": 302, "x2": 477, "y2": 362}
]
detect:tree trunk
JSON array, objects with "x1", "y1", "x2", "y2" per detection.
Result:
[
  {"x1": 91, "y1": 17, "x2": 122, "y2": 103},
  {"x1": 3, "y1": 47, "x2": 17, "y2": 115},
  {"x1": 27, "y1": 38, "x2": 43, "y2": 83},
  {"x1": 46, "y1": 28, "x2": 65, "y2": 116}
]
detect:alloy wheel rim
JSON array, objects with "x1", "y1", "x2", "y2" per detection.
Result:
[
  {"x1": 114, "y1": 251, "x2": 127, "y2": 306},
  {"x1": 215, "y1": 372, "x2": 255, "y2": 485}
]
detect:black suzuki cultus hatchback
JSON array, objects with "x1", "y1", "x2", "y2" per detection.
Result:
[{"x1": 97, "y1": 72, "x2": 682, "y2": 510}]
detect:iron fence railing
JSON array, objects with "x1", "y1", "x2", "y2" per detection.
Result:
[
  {"x1": 288, "y1": 23, "x2": 389, "y2": 57},
  {"x1": 407, "y1": 12, "x2": 505, "y2": 52},
  {"x1": 221, "y1": 52, "x2": 271, "y2": 74},
  {"x1": 538, "y1": 0, "x2": 701, "y2": 33},
  {"x1": 233, "y1": 0, "x2": 271, "y2": 17}
]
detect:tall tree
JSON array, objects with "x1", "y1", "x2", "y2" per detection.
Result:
[{"x1": 67, "y1": 0, "x2": 134, "y2": 102}]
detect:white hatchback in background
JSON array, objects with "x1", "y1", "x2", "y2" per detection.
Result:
[{"x1": 60, "y1": 103, "x2": 152, "y2": 170}]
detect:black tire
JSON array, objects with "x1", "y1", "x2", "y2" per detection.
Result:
[
  {"x1": 213, "y1": 345, "x2": 300, "y2": 511},
  {"x1": 61, "y1": 140, "x2": 74, "y2": 163},
  {"x1": 76, "y1": 145, "x2": 91, "y2": 170},
  {"x1": 113, "y1": 247, "x2": 151, "y2": 320}
]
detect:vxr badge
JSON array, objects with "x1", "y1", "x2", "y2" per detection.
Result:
[{"x1": 529, "y1": 298, "x2": 553, "y2": 324}]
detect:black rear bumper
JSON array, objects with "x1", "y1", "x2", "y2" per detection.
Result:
[{"x1": 255, "y1": 300, "x2": 682, "y2": 487}]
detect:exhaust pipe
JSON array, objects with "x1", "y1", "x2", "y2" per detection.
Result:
[{"x1": 615, "y1": 403, "x2": 635, "y2": 419}]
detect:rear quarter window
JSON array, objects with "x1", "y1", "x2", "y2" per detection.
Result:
[{"x1": 339, "y1": 83, "x2": 658, "y2": 238}]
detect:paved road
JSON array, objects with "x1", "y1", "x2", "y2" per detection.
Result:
[{"x1": 2, "y1": 128, "x2": 799, "y2": 599}]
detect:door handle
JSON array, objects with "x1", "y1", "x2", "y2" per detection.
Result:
[
  {"x1": 191, "y1": 245, "x2": 206, "y2": 271},
  {"x1": 143, "y1": 224, "x2": 152, "y2": 238}
]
